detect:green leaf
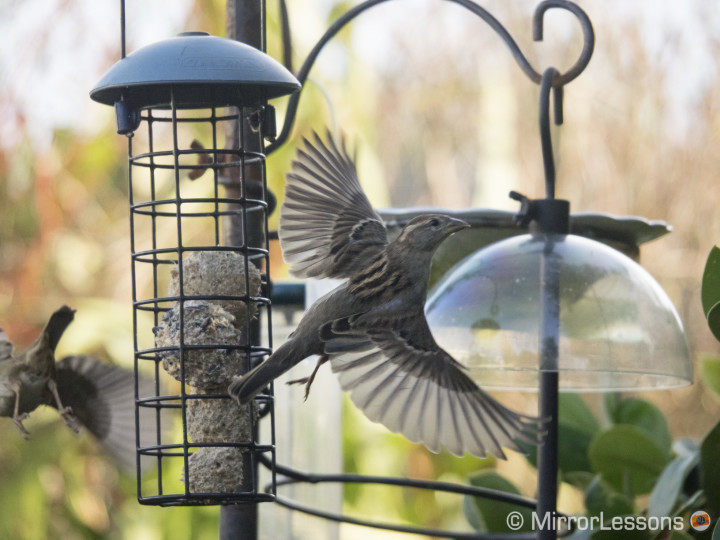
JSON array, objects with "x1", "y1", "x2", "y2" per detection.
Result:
[
  {"x1": 465, "y1": 471, "x2": 533, "y2": 533},
  {"x1": 701, "y1": 356, "x2": 720, "y2": 397},
  {"x1": 610, "y1": 398, "x2": 672, "y2": 453},
  {"x1": 462, "y1": 494, "x2": 484, "y2": 532},
  {"x1": 673, "y1": 437, "x2": 700, "y2": 457},
  {"x1": 667, "y1": 533, "x2": 697, "y2": 540},
  {"x1": 707, "y1": 303, "x2": 720, "y2": 343},
  {"x1": 568, "y1": 530, "x2": 593, "y2": 540},
  {"x1": 584, "y1": 475, "x2": 634, "y2": 518},
  {"x1": 563, "y1": 471, "x2": 597, "y2": 491},
  {"x1": 589, "y1": 425, "x2": 670, "y2": 495},
  {"x1": 560, "y1": 393, "x2": 600, "y2": 435},
  {"x1": 522, "y1": 394, "x2": 599, "y2": 476},
  {"x1": 673, "y1": 489, "x2": 705, "y2": 518},
  {"x1": 702, "y1": 246, "x2": 720, "y2": 340},
  {"x1": 648, "y1": 451, "x2": 699, "y2": 517},
  {"x1": 604, "y1": 393, "x2": 621, "y2": 420},
  {"x1": 558, "y1": 423, "x2": 597, "y2": 475},
  {"x1": 700, "y1": 420, "x2": 720, "y2": 515},
  {"x1": 712, "y1": 521, "x2": 720, "y2": 540},
  {"x1": 590, "y1": 528, "x2": 650, "y2": 540},
  {"x1": 702, "y1": 246, "x2": 720, "y2": 316}
]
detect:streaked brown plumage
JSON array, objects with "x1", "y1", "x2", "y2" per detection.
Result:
[
  {"x1": 228, "y1": 132, "x2": 543, "y2": 458},
  {"x1": 0, "y1": 306, "x2": 153, "y2": 470}
]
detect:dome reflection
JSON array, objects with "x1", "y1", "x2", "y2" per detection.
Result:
[{"x1": 426, "y1": 234, "x2": 692, "y2": 391}]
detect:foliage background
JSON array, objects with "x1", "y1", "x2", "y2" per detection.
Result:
[{"x1": 1, "y1": 0, "x2": 719, "y2": 538}]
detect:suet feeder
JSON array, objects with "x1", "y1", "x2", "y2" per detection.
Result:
[{"x1": 91, "y1": 31, "x2": 299, "y2": 506}]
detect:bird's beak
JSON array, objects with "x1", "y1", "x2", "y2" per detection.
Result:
[{"x1": 445, "y1": 218, "x2": 471, "y2": 235}]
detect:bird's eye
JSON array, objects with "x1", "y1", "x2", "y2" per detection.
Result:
[{"x1": 429, "y1": 218, "x2": 440, "y2": 228}]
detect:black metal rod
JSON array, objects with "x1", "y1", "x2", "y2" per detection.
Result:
[
  {"x1": 535, "y1": 59, "x2": 565, "y2": 540},
  {"x1": 220, "y1": 504, "x2": 257, "y2": 540},
  {"x1": 120, "y1": 0, "x2": 126, "y2": 59},
  {"x1": 268, "y1": 454, "x2": 538, "y2": 508},
  {"x1": 220, "y1": 1, "x2": 267, "y2": 538},
  {"x1": 537, "y1": 241, "x2": 561, "y2": 540},
  {"x1": 267, "y1": 0, "x2": 594, "y2": 153},
  {"x1": 169, "y1": 90, "x2": 193, "y2": 501},
  {"x1": 539, "y1": 68, "x2": 561, "y2": 200},
  {"x1": 255, "y1": 454, "x2": 575, "y2": 539},
  {"x1": 533, "y1": 1, "x2": 594, "y2": 85},
  {"x1": 273, "y1": 492, "x2": 537, "y2": 540}
]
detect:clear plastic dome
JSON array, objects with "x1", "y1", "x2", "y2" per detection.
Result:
[{"x1": 426, "y1": 234, "x2": 693, "y2": 391}]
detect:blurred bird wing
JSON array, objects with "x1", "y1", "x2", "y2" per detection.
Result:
[
  {"x1": 54, "y1": 355, "x2": 158, "y2": 472},
  {"x1": 327, "y1": 315, "x2": 543, "y2": 459},
  {"x1": 279, "y1": 131, "x2": 388, "y2": 279},
  {"x1": 0, "y1": 329, "x2": 13, "y2": 361}
]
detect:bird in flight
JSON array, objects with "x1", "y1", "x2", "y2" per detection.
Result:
[
  {"x1": 0, "y1": 306, "x2": 154, "y2": 469},
  {"x1": 229, "y1": 132, "x2": 542, "y2": 458}
]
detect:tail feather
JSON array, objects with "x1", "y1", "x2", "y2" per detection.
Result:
[
  {"x1": 53, "y1": 355, "x2": 157, "y2": 472},
  {"x1": 228, "y1": 342, "x2": 296, "y2": 404}
]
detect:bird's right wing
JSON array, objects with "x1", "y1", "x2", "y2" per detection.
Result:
[
  {"x1": 54, "y1": 355, "x2": 158, "y2": 471},
  {"x1": 325, "y1": 314, "x2": 544, "y2": 459},
  {"x1": 279, "y1": 131, "x2": 389, "y2": 279}
]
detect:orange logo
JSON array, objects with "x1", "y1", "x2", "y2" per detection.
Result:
[{"x1": 691, "y1": 511, "x2": 711, "y2": 532}]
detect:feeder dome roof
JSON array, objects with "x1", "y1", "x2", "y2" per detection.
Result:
[
  {"x1": 426, "y1": 233, "x2": 693, "y2": 392},
  {"x1": 90, "y1": 32, "x2": 300, "y2": 108}
]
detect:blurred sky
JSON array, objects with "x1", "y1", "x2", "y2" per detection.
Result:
[
  {"x1": 348, "y1": 0, "x2": 719, "y2": 143},
  {"x1": 0, "y1": 0, "x2": 718, "y2": 151},
  {"x1": 0, "y1": 0, "x2": 192, "y2": 149}
]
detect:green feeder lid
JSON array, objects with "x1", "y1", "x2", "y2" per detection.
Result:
[{"x1": 90, "y1": 32, "x2": 300, "y2": 109}]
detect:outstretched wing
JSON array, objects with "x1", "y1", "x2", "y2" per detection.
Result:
[
  {"x1": 279, "y1": 131, "x2": 388, "y2": 279},
  {"x1": 54, "y1": 355, "x2": 158, "y2": 471},
  {"x1": 324, "y1": 314, "x2": 543, "y2": 459}
]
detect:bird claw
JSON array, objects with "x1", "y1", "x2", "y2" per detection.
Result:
[
  {"x1": 59, "y1": 406, "x2": 81, "y2": 434},
  {"x1": 13, "y1": 413, "x2": 30, "y2": 439},
  {"x1": 285, "y1": 355, "x2": 328, "y2": 402},
  {"x1": 286, "y1": 377, "x2": 312, "y2": 401}
]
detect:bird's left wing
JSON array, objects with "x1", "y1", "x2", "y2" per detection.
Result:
[
  {"x1": 279, "y1": 131, "x2": 389, "y2": 279},
  {"x1": 325, "y1": 314, "x2": 543, "y2": 459}
]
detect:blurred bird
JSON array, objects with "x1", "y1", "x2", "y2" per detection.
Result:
[
  {"x1": 0, "y1": 306, "x2": 151, "y2": 470},
  {"x1": 229, "y1": 132, "x2": 543, "y2": 458}
]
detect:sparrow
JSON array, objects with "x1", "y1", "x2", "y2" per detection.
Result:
[
  {"x1": 228, "y1": 132, "x2": 542, "y2": 458},
  {"x1": 0, "y1": 306, "x2": 152, "y2": 470}
]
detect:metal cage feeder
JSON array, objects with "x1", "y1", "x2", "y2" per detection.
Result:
[{"x1": 91, "y1": 31, "x2": 299, "y2": 506}]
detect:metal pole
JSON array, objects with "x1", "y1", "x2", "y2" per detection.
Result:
[
  {"x1": 220, "y1": 504, "x2": 257, "y2": 540},
  {"x1": 534, "y1": 65, "x2": 566, "y2": 540},
  {"x1": 220, "y1": 1, "x2": 265, "y2": 539},
  {"x1": 537, "y1": 239, "x2": 560, "y2": 540}
]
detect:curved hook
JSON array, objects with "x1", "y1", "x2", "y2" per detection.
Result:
[
  {"x1": 534, "y1": 0, "x2": 594, "y2": 86},
  {"x1": 267, "y1": 0, "x2": 595, "y2": 154},
  {"x1": 267, "y1": 0, "x2": 391, "y2": 153}
]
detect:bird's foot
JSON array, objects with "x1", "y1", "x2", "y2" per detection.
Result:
[
  {"x1": 13, "y1": 413, "x2": 30, "y2": 439},
  {"x1": 59, "y1": 406, "x2": 81, "y2": 434},
  {"x1": 285, "y1": 355, "x2": 328, "y2": 401},
  {"x1": 286, "y1": 376, "x2": 313, "y2": 401}
]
